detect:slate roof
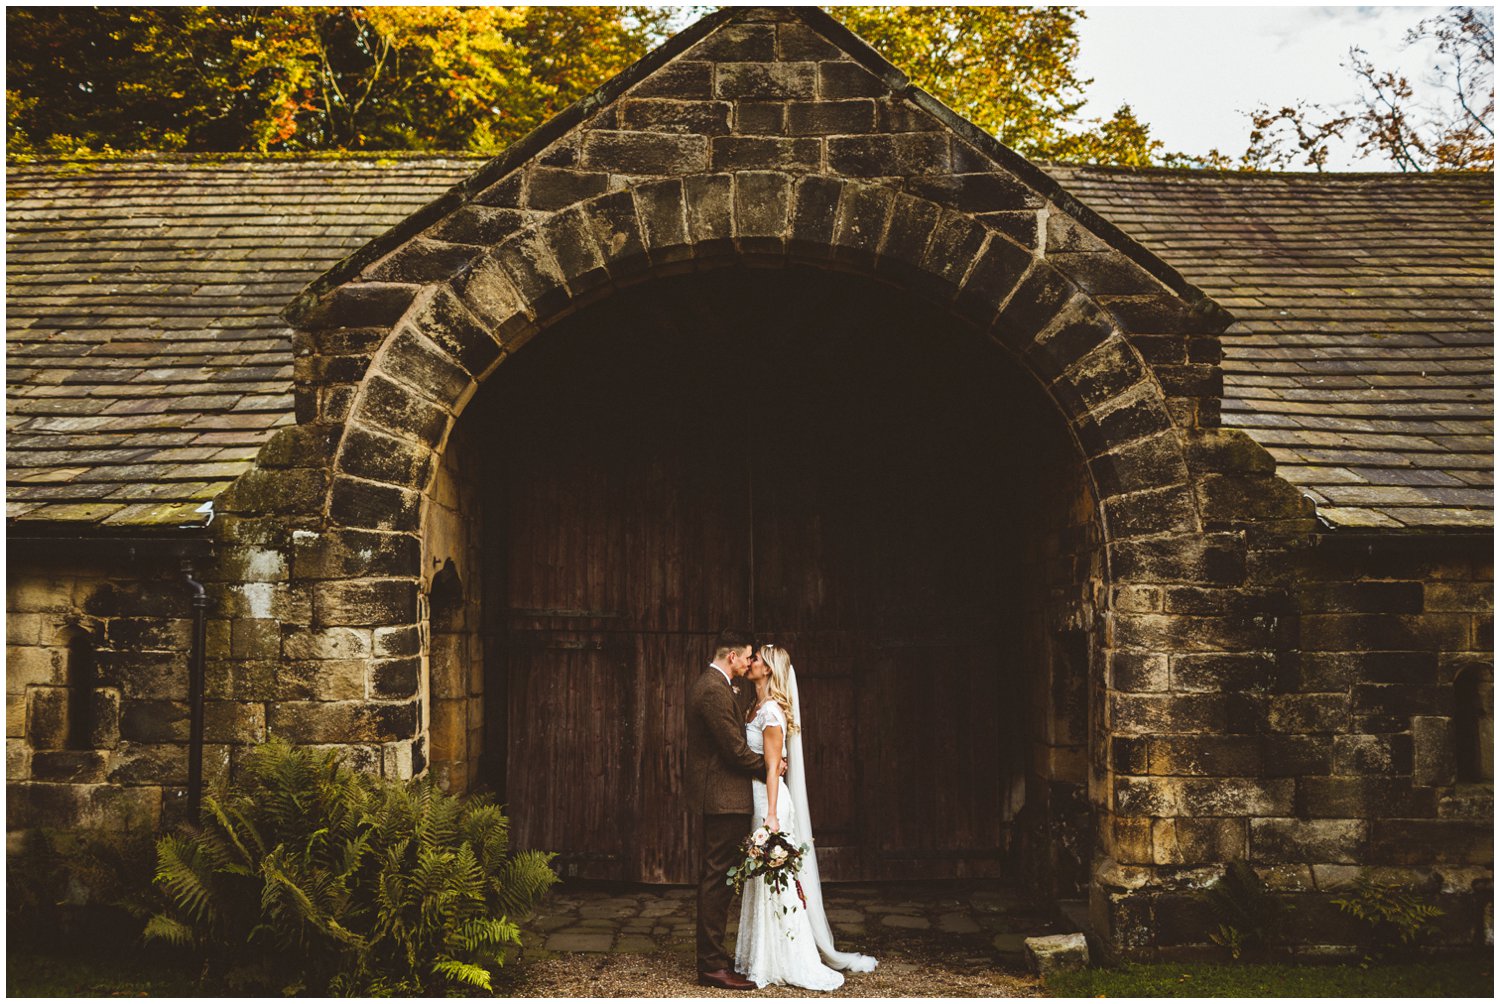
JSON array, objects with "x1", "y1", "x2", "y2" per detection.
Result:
[
  {"x1": 6, "y1": 157, "x2": 475, "y2": 527},
  {"x1": 6, "y1": 156, "x2": 1494, "y2": 532},
  {"x1": 1049, "y1": 167, "x2": 1494, "y2": 531}
]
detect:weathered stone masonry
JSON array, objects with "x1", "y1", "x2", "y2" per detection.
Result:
[{"x1": 7, "y1": 6, "x2": 1491, "y2": 958}]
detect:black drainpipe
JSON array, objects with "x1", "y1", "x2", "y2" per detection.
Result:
[{"x1": 183, "y1": 565, "x2": 208, "y2": 818}]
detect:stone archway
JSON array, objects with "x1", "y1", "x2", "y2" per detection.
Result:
[{"x1": 300, "y1": 177, "x2": 1208, "y2": 894}]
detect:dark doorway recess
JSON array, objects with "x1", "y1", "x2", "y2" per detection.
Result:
[{"x1": 465, "y1": 265, "x2": 1091, "y2": 883}]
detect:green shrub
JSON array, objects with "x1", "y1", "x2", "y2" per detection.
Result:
[
  {"x1": 1333, "y1": 878, "x2": 1444, "y2": 959},
  {"x1": 146, "y1": 738, "x2": 557, "y2": 995},
  {"x1": 1197, "y1": 860, "x2": 1285, "y2": 960}
]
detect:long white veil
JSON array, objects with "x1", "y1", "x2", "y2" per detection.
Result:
[{"x1": 785, "y1": 663, "x2": 878, "y2": 973}]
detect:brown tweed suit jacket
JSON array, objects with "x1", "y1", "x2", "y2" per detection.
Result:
[{"x1": 685, "y1": 665, "x2": 764, "y2": 815}]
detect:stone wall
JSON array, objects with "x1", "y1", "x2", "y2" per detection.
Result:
[
  {"x1": 7, "y1": 552, "x2": 245, "y2": 837},
  {"x1": 424, "y1": 417, "x2": 487, "y2": 793}
]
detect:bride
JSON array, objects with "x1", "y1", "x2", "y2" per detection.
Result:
[{"x1": 735, "y1": 644, "x2": 878, "y2": 990}]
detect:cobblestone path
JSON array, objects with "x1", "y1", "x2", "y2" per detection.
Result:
[{"x1": 503, "y1": 881, "x2": 1059, "y2": 997}]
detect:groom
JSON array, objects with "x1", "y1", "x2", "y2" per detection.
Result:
[{"x1": 686, "y1": 629, "x2": 765, "y2": 990}]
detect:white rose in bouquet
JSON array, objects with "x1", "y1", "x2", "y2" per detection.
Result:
[{"x1": 751, "y1": 827, "x2": 770, "y2": 847}]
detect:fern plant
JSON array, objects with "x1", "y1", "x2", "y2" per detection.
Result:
[
  {"x1": 147, "y1": 738, "x2": 557, "y2": 995},
  {"x1": 1333, "y1": 878, "x2": 1444, "y2": 959},
  {"x1": 1196, "y1": 860, "x2": 1285, "y2": 960}
]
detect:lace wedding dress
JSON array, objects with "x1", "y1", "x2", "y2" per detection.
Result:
[{"x1": 734, "y1": 679, "x2": 877, "y2": 990}]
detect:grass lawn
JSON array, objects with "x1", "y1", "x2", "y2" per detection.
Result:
[
  {"x1": 1047, "y1": 957, "x2": 1494, "y2": 998},
  {"x1": 8, "y1": 944, "x2": 202, "y2": 998}
]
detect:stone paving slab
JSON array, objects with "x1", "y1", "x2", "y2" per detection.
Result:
[
  {"x1": 503, "y1": 880, "x2": 1053, "y2": 996},
  {"x1": 515, "y1": 879, "x2": 1060, "y2": 964}
]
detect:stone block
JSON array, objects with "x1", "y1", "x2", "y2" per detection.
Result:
[
  {"x1": 373, "y1": 624, "x2": 422, "y2": 658},
  {"x1": 9, "y1": 781, "x2": 161, "y2": 832},
  {"x1": 581, "y1": 130, "x2": 709, "y2": 174},
  {"x1": 30, "y1": 749, "x2": 108, "y2": 784},
  {"x1": 916, "y1": 212, "x2": 987, "y2": 294},
  {"x1": 829, "y1": 133, "x2": 948, "y2": 177},
  {"x1": 1023, "y1": 932, "x2": 1089, "y2": 976},
  {"x1": 1260, "y1": 736, "x2": 1334, "y2": 776},
  {"x1": 1250, "y1": 818, "x2": 1366, "y2": 865},
  {"x1": 1411, "y1": 715, "x2": 1456, "y2": 787},
  {"x1": 710, "y1": 135, "x2": 819, "y2": 171},
  {"x1": 1367, "y1": 819, "x2": 1491, "y2": 865},
  {"x1": 1112, "y1": 612, "x2": 1274, "y2": 654},
  {"x1": 8, "y1": 738, "x2": 31, "y2": 781},
  {"x1": 688, "y1": 21, "x2": 776, "y2": 61},
  {"x1": 1296, "y1": 580, "x2": 1424, "y2": 614},
  {"x1": 337, "y1": 425, "x2": 434, "y2": 488},
  {"x1": 1064, "y1": 338, "x2": 1148, "y2": 411},
  {"x1": 630, "y1": 59, "x2": 713, "y2": 99},
  {"x1": 107, "y1": 617, "x2": 191, "y2": 652},
  {"x1": 1112, "y1": 693, "x2": 1227, "y2": 735},
  {"x1": 1147, "y1": 735, "x2": 1261, "y2": 776},
  {"x1": 817, "y1": 60, "x2": 885, "y2": 99},
  {"x1": 7, "y1": 694, "x2": 25, "y2": 738},
  {"x1": 1075, "y1": 392, "x2": 1172, "y2": 460},
  {"x1": 1153, "y1": 817, "x2": 1246, "y2": 865},
  {"x1": 1170, "y1": 652, "x2": 1271, "y2": 693},
  {"x1": 383, "y1": 325, "x2": 474, "y2": 406},
  {"x1": 450, "y1": 254, "x2": 534, "y2": 337},
  {"x1": 1109, "y1": 533, "x2": 1246, "y2": 586},
  {"x1": 108, "y1": 741, "x2": 188, "y2": 785},
  {"x1": 371, "y1": 658, "x2": 421, "y2": 700},
  {"x1": 1113, "y1": 585, "x2": 1163, "y2": 613},
  {"x1": 365, "y1": 237, "x2": 480, "y2": 284},
  {"x1": 8, "y1": 645, "x2": 63, "y2": 690},
  {"x1": 268, "y1": 700, "x2": 419, "y2": 744},
  {"x1": 873, "y1": 192, "x2": 941, "y2": 276},
  {"x1": 683, "y1": 174, "x2": 734, "y2": 253},
  {"x1": 313, "y1": 579, "x2": 418, "y2": 628},
  {"x1": 282, "y1": 627, "x2": 372, "y2": 662},
  {"x1": 786, "y1": 98, "x2": 875, "y2": 135},
  {"x1": 1024, "y1": 301, "x2": 1115, "y2": 381},
  {"x1": 716, "y1": 61, "x2": 817, "y2": 100},
  {"x1": 275, "y1": 659, "x2": 366, "y2": 702},
  {"x1": 26, "y1": 686, "x2": 69, "y2": 750},
  {"x1": 618, "y1": 99, "x2": 732, "y2": 136},
  {"x1": 581, "y1": 191, "x2": 648, "y2": 279},
  {"x1": 733, "y1": 171, "x2": 791, "y2": 243},
  {"x1": 831, "y1": 183, "x2": 895, "y2": 262},
  {"x1": 120, "y1": 699, "x2": 264, "y2": 744},
  {"x1": 1266, "y1": 694, "x2": 1349, "y2": 734},
  {"x1": 1332, "y1": 732, "x2": 1412, "y2": 775},
  {"x1": 426, "y1": 205, "x2": 532, "y2": 246},
  {"x1": 1110, "y1": 651, "x2": 1168, "y2": 692},
  {"x1": 291, "y1": 528, "x2": 420, "y2": 580},
  {"x1": 526, "y1": 167, "x2": 610, "y2": 210},
  {"x1": 1297, "y1": 776, "x2": 1438, "y2": 818},
  {"x1": 1116, "y1": 775, "x2": 1293, "y2": 817},
  {"x1": 633, "y1": 179, "x2": 690, "y2": 260},
  {"x1": 1102, "y1": 485, "x2": 1197, "y2": 539},
  {"x1": 355, "y1": 374, "x2": 450, "y2": 448},
  {"x1": 953, "y1": 235, "x2": 1031, "y2": 324},
  {"x1": 540, "y1": 207, "x2": 607, "y2": 296},
  {"x1": 328, "y1": 479, "x2": 420, "y2": 535},
  {"x1": 1091, "y1": 433, "x2": 1191, "y2": 498},
  {"x1": 1049, "y1": 251, "x2": 1161, "y2": 298}
]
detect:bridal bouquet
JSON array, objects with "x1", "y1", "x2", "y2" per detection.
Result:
[{"x1": 727, "y1": 826, "x2": 809, "y2": 913}]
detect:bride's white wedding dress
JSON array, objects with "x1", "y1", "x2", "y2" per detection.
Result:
[{"x1": 735, "y1": 670, "x2": 877, "y2": 990}]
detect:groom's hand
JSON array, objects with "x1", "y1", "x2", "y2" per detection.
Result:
[{"x1": 779, "y1": 759, "x2": 788, "y2": 777}]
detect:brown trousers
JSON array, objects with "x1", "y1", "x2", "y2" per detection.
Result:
[{"x1": 696, "y1": 812, "x2": 749, "y2": 973}]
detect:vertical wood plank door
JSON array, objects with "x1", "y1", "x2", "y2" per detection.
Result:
[{"x1": 480, "y1": 268, "x2": 1027, "y2": 882}]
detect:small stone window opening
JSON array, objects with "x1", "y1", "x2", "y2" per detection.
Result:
[
  {"x1": 65, "y1": 632, "x2": 98, "y2": 750},
  {"x1": 1454, "y1": 664, "x2": 1493, "y2": 784}
]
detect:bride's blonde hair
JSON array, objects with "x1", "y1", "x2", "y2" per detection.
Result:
[{"x1": 758, "y1": 644, "x2": 799, "y2": 734}]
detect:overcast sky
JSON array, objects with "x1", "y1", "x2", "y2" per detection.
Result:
[{"x1": 1073, "y1": 5, "x2": 1452, "y2": 168}]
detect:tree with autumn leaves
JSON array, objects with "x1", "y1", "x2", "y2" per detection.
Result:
[
  {"x1": 6, "y1": 5, "x2": 1181, "y2": 165},
  {"x1": 6, "y1": 6, "x2": 1492, "y2": 171}
]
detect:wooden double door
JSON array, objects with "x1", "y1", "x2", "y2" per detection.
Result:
[{"x1": 481, "y1": 269, "x2": 1026, "y2": 882}]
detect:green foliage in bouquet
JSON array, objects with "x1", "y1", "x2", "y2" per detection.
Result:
[
  {"x1": 146, "y1": 738, "x2": 557, "y2": 995},
  {"x1": 1197, "y1": 861, "x2": 1285, "y2": 960},
  {"x1": 727, "y1": 827, "x2": 809, "y2": 917}
]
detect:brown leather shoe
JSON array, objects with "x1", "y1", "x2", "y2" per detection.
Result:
[{"x1": 698, "y1": 968, "x2": 756, "y2": 990}]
